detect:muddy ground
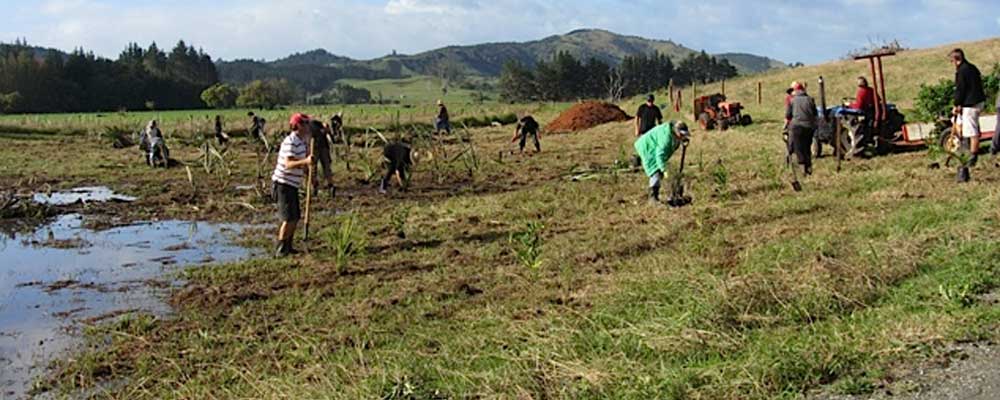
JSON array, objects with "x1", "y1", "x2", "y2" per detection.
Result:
[{"x1": 2, "y1": 106, "x2": 999, "y2": 398}]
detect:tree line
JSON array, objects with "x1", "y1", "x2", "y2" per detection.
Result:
[
  {"x1": 499, "y1": 50, "x2": 739, "y2": 103},
  {"x1": 0, "y1": 39, "x2": 218, "y2": 113}
]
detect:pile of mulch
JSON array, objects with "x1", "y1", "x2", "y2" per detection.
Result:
[{"x1": 545, "y1": 101, "x2": 632, "y2": 133}]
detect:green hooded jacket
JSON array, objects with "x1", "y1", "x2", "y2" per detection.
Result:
[{"x1": 633, "y1": 122, "x2": 678, "y2": 177}]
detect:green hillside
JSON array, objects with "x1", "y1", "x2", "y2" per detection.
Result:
[{"x1": 217, "y1": 29, "x2": 786, "y2": 92}]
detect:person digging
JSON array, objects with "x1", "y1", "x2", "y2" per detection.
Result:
[
  {"x1": 380, "y1": 140, "x2": 414, "y2": 194},
  {"x1": 511, "y1": 114, "x2": 541, "y2": 153},
  {"x1": 634, "y1": 121, "x2": 690, "y2": 205},
  {"x1": 272, "y1": 113, "x2": 314, "y2": 257}
]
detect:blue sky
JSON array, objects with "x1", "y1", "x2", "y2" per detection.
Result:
[{"x1": 2, "y1": 0, "x2": 998, "y2": 64}]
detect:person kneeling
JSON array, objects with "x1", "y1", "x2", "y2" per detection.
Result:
[{"x1": 634, "y1": 121, "x2": 690, "y2": 204}]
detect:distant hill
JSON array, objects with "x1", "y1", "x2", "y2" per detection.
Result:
[
  {"x1": 373, "y1": 29, "x2": 784, "y2": 76},
  {"x1": 217, "y1": 29, "x2": 785, "y2": 92},
  {"x1": 715, "y1": 52, "x2": 788, "y2": 74}
]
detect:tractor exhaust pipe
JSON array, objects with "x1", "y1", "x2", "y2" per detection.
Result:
[{"x1": 818, "y1": 76, "x2": 827, "y2": 121}]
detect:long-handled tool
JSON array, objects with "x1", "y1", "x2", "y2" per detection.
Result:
[
  {"x1": 667, "y1": 142, "x2": 692, "y2": 208},
  {"x1": 303, "y1": 137, "x2": 316, "y2": 243},
  {"x1": 787, "y1": 151, "x2": 803, "y2": 192}
]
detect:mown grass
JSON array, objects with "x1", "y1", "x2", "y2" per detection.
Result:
[
  {"x1": 5, "y1": 37, "x2": 1000, "y2": 399},
  {"x1": 338, "y1": 75, "x2": 492, "y2": 105}
]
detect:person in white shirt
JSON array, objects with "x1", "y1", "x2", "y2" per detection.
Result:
[{"x1": 271, "y1": 113, "x2": 314, "y2": 256}]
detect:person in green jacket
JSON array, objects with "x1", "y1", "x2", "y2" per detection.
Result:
[{"x1": 634, "y1": 121, "x2": 690, "y2": 203}]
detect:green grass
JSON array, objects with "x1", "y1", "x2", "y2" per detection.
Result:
[
  {"x1": 5, "y1": 36, "x2": 1000, "y2": 399},
  {"x1": 0, "y1": 100, "x2": 564, "y2": 142},
  {"x1": 338, "y1": 75, "x2": 494, "y2": 105}
]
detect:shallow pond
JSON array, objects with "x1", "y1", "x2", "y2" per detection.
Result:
[
  {"x1": 32, "y1": 186, "x2": 137, "y2": 206},
  {"x1": 0, "y1": 214, "x2": 254, "y2": 399}
]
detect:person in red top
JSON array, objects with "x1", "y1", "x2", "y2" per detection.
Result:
[
  {"x1": 850, "y1": 77, "x2": 875, "y2": 111},
  {"x1": 782, "y1": 85, "x2": 796, "y2": 143},
  {"x1": 848, "y1": 77, "x2": 876, "y2": 156}
]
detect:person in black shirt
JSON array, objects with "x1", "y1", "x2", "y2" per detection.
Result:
[
  {"x1": 435, "y1": 100, "x2": 451, "y2": 135},
  {"x1": 309, "y1": 119, "x2": 335, "y2": 197},
  {"x1": 330, "y1": 113, "x2": 345, "y2": 144},
  {"x1": 635, "y1": 94, "x2": 663, "y2": 137},
  {"x1": 511, "y1": 114, "x2": 541, "y2": 153},
  {"x1": 951, "y1": 48, "x2": 986, "y2": 165},
  {"x1": 214, "y1": 115, "x2": 229, "y2": 146},
  {"x1": 380, "y1": 141, "x2": 413, "y2": 194},
  {"x1": 248, "y1": 111, "x2": 268, "y2": 150}
]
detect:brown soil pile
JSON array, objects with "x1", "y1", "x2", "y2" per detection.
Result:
[{"x1": 545, "y1": 101, "x2": 631, "y2": 133}]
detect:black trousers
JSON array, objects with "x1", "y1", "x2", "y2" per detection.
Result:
[
  {"x1": 380, "y1": 161, "x2": 409, "y2": 190},
  {"x1": 789, "y1": 126, "x2": 815, "y2": 169},
  {"x1": 520, "y1": 130, "x2": 540, "y2": 152}
]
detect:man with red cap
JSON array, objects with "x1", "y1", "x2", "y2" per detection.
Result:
[
  {"x1": 785, "y1": 81, "x2": 818, "y2": 175},
  {"x1": 271, "y1": 113, "x2": 313, "y2": 257}
]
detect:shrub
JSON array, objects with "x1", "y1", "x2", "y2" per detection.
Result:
[
  {"x1": 913, "y1": 80, "x2": 955, "y2": 122},
  {"x1": 915, "y1": 63, "x2": 1000, "y2": 122},
  {"x1": 201, "y1": 84, "x2": 239, "y2": 109}
]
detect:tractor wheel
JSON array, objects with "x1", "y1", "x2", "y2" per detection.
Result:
[
  {"x1": 939, "y1": 129, "x2": 961, "y2": 155},
  {"x1": 844, "y1": 121, "x2": 865, "y2": 158},
  {"x1": 699, "y1": 112, "x2": 714, "y2": 130},
  {"x1": 740, "y1": 114, "x2": 752, "y2": 126},
  {"x1": 833, "y1": 120, "x2": 851, "y2": 159}
]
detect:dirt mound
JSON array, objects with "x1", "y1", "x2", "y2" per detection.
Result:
[{"x1": 545, "y1": 101, "x2": 631, "y2": 133}]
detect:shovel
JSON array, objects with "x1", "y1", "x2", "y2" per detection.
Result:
[
  {"x1": 787, "y1": 152, "x2": 803, "y2": 192},
  {"x1": 667, "y1": 143, "x2": 692, "y2": 208}
]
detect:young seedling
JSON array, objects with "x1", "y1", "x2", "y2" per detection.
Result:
[
  {"x1": 711, "y1": 158, "x2": 730, "y2": 200},
  {"x1": 509, "y1": 221, "x2": 545, "y2": 274},
  {"x1": 391, "y1": 206, "x2": 412, "y2": 239},
  {"x1": 323, "y1": 214, "x2": 368, "y2": 275}
]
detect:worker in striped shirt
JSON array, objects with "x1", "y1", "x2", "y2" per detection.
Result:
[{"x1": 272, "y1": 113, "x2": 314, "y2": 257}]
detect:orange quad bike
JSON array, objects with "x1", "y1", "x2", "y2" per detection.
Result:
[{"x1": 694, "y1": 93, "x2": 752, "y2": 131}]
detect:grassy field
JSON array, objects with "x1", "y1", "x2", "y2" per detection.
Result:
[
  {"x1": 338, "y1": 75, "x2": 494, "y2": 105},
  {"x1": 0, "y1": 100, "x2": 560, "y2": 145},
  {"x1": 2, "y1": 38, "x2": 999, "y2": 399},
  {"x1": 691, "y1": 37, "x2": 1000, "y2": 117}
]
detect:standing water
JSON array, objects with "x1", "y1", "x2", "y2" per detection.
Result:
[{"x1": 0, "y1": 214, "x2": 255, "y2": 399}]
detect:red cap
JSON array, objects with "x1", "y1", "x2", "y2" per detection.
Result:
[{"x1": 289, "y1": 113, "x2": 311, "y2": 129}]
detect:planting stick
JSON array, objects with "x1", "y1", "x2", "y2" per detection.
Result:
[{"x1": 304, "y1": 137, "x2": 316, "y2": 242}]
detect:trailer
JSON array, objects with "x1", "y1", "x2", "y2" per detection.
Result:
[{"x1": 818, "y1": 52, "x2": 995, "y2": 157}]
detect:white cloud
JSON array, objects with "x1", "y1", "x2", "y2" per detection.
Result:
[
  {"x1": 385, "y1": 0, "x2": 455, "y2": 15},
  {"x1": 1, "y1": 0, "x2": 998, "y2": 64}
]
